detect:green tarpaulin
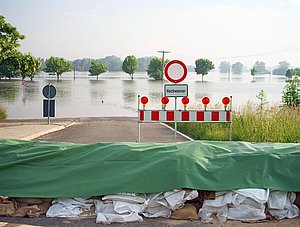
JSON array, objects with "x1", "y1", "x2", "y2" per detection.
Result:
[{"x1": 0, "y1": 139, "x2": 300, "y2": 198}]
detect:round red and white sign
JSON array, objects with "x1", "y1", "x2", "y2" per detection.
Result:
[{"x1": 164, "y1": 60, "x2": 187, "y2": 83}]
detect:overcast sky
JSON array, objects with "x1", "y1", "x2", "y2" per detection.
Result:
[{"x1": 1, "y1": 0, "x2": 300, "y2": 67}]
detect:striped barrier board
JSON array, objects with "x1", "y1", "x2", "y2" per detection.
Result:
[{"x1": 139, "y1": 110, "x2": 231, "y2": 122}]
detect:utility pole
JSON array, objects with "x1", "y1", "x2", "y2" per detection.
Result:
[{"x1": 157, "y1": 50, "x2": 171, "y2": 80}]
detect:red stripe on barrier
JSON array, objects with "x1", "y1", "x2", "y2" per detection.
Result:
[
  {"x1": 140, "y1": 111, "x2": 144, "y2": 121},
  {"x1": 212, "y1": 111, "x2": 219, "y2": 121},
  {"x1": 197, "y1": 111, "x2": 204, "y2": 121},
  {"x1": 226, "y1": 111, "x2": 231, "y2": 121},
  {"x1": 151, "y1": 111, "x2": 159, "y2": 121},
  {"x1": 182, "y1": 111, "x2": 189, "y2": 121},
  {"x1": 167, "y1": 111, "x2": 174, "y2": 121}
]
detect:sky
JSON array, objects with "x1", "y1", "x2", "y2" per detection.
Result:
[{"x1": 1, "y1": 0, "x2": 300, "y2": 68}]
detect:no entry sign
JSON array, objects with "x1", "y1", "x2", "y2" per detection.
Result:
[{"x1": 164, "y1": 60, "x2": 187, "y2": 83}]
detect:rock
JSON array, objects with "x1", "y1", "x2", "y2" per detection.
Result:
[
  {"x1": 171, "y1": 204, "x2": 199, "y2": 220},
  {"x1": 15, "y1": 198, "x2": 44, "y2": 205},
  {"x1": 0, "y1": 200, "x2": 15, "y2": 216}
]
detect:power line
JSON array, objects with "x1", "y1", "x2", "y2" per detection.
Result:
[{"x1": 211, "y1": 45, "x2": 300, "y2": 60}]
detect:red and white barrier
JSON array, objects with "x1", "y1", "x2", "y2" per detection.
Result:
[{"x1": 139, "y1": 110, "x2": 231, "y2": 122}]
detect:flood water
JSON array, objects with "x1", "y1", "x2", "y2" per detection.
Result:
[{"x1": 0, "y1": 71, "x2": 287, "y2": 119}]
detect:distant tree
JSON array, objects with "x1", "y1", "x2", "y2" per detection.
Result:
[
  {"x1": 147, "y1": 57, "x2": 168, "y2": 80},
  {"x1": 88, "y1": 60, "x2": 108, "y2": 80},
  {"x1": 73, "y1": 58, "x2": 92, "y2": 71},
  {"x1": 195, "y1": 58, "x2": 214, "y2": 82},
  {"x1": 137, "y1": 57, "x2": 153, "y2": 72},
  {"x1": 38, "y1": 58, "x2": 46, "y2": 72},
  {"x1": 122, "y1": 55, "x2": 138, "y2": 80},
  {"x1": 99, "y1": 55, "x2": 122, "y2": 71},
  {"x1": 254, "y1": 61, "x2": 268, "y2": 74},
  {"x1": 44, "y1": 56, "x2": 72, "y2": 80},
  {"x1": 187, "y1": 65, "x2": 195, "y2": 72},
  {"x1": 250, "y1": 66, "x2": 257, "y2": 82},
  {"x1": 0, "y1": 16, "x2": 25, "y2": 66},
  {"x1": 272, "y1": 61, "x2": 289, "y2": 75},
  {"x1": 19, "y1": 53, "x2": 41, "y2": 81},
  {"x1": 286, "y1": 68, "x2": 300, "y2": 80},
  {"x1": 232, "y1": 62, "x2": 243, "y2": 74},
  {"x1": 219, "y1": 61, "x2": 231, "y2": 73}
]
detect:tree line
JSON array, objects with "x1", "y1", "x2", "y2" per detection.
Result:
[{"x1": 1, "y1": 15, "x2": 298, "y2": 82}]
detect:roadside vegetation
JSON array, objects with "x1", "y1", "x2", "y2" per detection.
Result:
[
  {"x1": 0, "y1": 105, "x2": 7, "y2": 120},
  {"x1": 175, "y1": 104, "x2": 300, "y2": 143}
]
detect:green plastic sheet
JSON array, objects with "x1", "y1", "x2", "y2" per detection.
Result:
[{"x1": 0, "y1": 139, "x2": 300, "y2": 198}]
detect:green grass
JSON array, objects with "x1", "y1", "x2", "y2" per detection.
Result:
[
  {"x1": 0, "y1": 105, "x2": 7, "y2": 120},
  {"x1": 175, "y1": 104, "x2": 300, "y2": 143}
]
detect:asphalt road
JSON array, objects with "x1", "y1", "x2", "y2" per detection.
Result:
[{"x1": 33, "y1": 117, "x2": 189, "y2": 143}]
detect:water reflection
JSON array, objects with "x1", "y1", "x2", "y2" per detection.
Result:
[
  {"x1": 122, "y1": 91, "x2": 136, "y2": 104},
  {"x1": 0, "y1": 81, "x2": 20, "y2": 102},
  {"x1": 90, "y1": 80, "x2": 106, "y2": 104},
  {"x1": 21, "y1": 81, "x2": 39, "y2": 104}
]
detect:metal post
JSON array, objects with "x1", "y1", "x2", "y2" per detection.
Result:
[
  {"x1": 47, "y1": 83, "x2": 51, "y2": 125},
  {"x1": 229, "y1": 96, "x2": 233, "y2": 141},
  {"x1": 73, "y1": 68, "x2": 76, "y2": 80},
  {"x1": 137, "y1": 95, "x2": 141, "y2": 142},
  {"x1": 174, "y1": 96, "x2": 177, "y2": 141}
]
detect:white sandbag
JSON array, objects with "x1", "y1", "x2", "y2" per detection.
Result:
[
  {"x1": 227, "y1": 199, "x2": 266, "y2": 221},
  {"x1": 198, "y1": 192, "x2": 232, "y2": 223},
  {"x1": 46, "y1": 198, "x2": 94, "y2": 217},
  {"x1": 142, "y1": 193, "x2": 171, "y2": 218},
  {"x1": 46, "y1": 203, "x2": 81, "y2": 217},
  {"x1": 95, "y1": 200, "x2": 143, "y2": 224},
  {"x1": 227, "y1": 189, "x2": 268, "y2": 221},
  {"x1": 113, "y1": 200, "x2": 147, "y2": 214},
  {"x1": 268, "y1": 191, "x2": 299, "y2": 219},
  {"x1": 164, "y1": 189, "x2": 198, "y2": 211},
  {"x1": 102, "y1": 193, "x2": 146, "y2": 204},
  {"x1": 233, "y1": 189, "x2": 269, "y2": 204}
]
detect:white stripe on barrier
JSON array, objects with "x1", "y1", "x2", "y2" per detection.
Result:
[
  {"x1": 204, "y1": 111, "x2": 211, "y2": 121},
  {"x1": 190, "y1": 111, "x2": 196, "y2": 121},
  {"x1": 139, "y1": 110, "x2": 231, "y2": 122}
]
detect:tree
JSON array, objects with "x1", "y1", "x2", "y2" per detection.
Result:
[
  {"x1": 99, "y1": 55, "x2": 122, "y2": 71},
  {"x1": 137, "y1": 57, "x2": 153, "y2": 72},
  {"x1": 272, "y1": 61, "x2": 289, "y2": 75},
  {"x1": 250, "y1": 66, "x2": 257, "y2": 82},
  {"x1": 73, "y1": 58, "x2": 92, "y2": 71},
  {"x1": 122, "y1": 55, "x2": 138, "y2": 80},
  {"x1": 0, "y1": 16, "x2": 25, "y2": 66},
  {"x1": 146, "y1": 57, "x2": 166, "y2": 80},
  {"x1": 18, "y1": 53, "x2": 41, "y2": 81},
  {"x1": 194, "y1": 58, "x2": 214, "y2": 82},
  {"x1": 0, "y1": 56, "x2": 20, "y2": 79},
  {"x1": 282, "y1": 75, "x2": 300, "y2": 107},
  {"x1": 219, "y1": 61, "x2": 231, "y2": 73},
  {"x1": 88, "y1": 60, "x2": 108, "y2": 80},
  {"x1": 231, "y1": 62, "x2": 243, "y2": 74},
  {"x1": 254, "y1": 61, "x2": 268, "y2": 74},
  {"x1": 44, "y1": 56, "x2": 72, "y2": 80}
]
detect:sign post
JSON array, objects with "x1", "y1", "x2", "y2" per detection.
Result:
[
  {"x1": 164, "y1": 60, "x2": 188, "y2": 141},
  {"x1": 42, "y1": 84, "x2": 56, "y2": 124}
]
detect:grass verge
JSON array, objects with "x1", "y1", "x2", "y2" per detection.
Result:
[{"x1": 174, "y1": 103, "x2": 300, "y2": 143}]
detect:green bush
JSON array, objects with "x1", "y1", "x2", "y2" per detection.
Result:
[{"x1": 0, "y1": 105, "x2": 7, "y2": 120}]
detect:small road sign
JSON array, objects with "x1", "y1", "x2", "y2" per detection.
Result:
[
  {"x1": 164, "y1": 84, "x2": 188, "y2": 97},
  {"x1": 42, "y1": 84, "x2": 56, "y2": 99},
  {"x1": 164, "y1": 60, "x2": 187, "y2": 83}
]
